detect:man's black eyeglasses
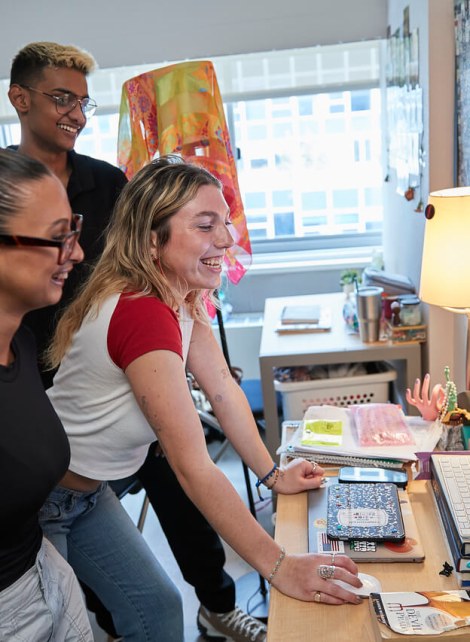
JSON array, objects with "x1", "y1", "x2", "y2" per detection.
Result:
[
  {"x1": 21, "y1": 85, "x2": 97, "y2": 117},
  {"x1": 0, "y1": 214, "x2": 83, "y2": 265}
]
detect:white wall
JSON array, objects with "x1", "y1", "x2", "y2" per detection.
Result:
[
  {"x1": 0, "y1": 1, "x2": 387, "y2": 79},
  {"x1": 385, "y1": 0, "x2": 462, "y2": 388}
]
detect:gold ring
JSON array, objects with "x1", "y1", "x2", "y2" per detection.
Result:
[{"x1": 314, "y1": 591, "x2": 322, "y2": 603}]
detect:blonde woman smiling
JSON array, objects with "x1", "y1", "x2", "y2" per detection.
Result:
[{"x1": 41, "y1": 155, "x2": 362, "y2": 641}]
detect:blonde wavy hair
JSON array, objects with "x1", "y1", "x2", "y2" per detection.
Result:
[
  {"x1": 10, "y1": 41, "x2": 96, "y2": 86},
  {"x1": 47, "y1": 155, "x2": 222, "y2": 369}
]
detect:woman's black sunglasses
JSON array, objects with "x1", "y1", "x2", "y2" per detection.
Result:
[{"x1": 0, "y1": 213, "x2": 83, "y2": 265}]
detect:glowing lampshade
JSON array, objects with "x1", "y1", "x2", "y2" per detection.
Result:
[{"x1": 420, "y1": 187, "x2": 470, "y2": 310}]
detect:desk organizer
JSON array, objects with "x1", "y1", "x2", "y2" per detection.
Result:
[
  {"x1": 385, "y1": 320, "x2": 427, "y2": 343},
  {"x1": 274, "y1": 362, "x2": 396, "y2": 419}
]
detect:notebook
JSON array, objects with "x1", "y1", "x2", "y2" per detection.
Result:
[
  {"x1": 276, "y1": 308, "x2": 332, "y2": 334},
  {"x1": 326, "y1": 482, "x2": 405, "y2": 542},
  {"x1": 280, "y1": 304, "x2": 321, "y2": 324},
  {"x1": 308, "y1": 479, "x2": 425, "y2": 562}
]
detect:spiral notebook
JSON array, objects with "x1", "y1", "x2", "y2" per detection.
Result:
[
  {"x1": 308, "y1": 479, "x2": 425, "y2": 562},
  {"x1": 285, "y1": 447, "x2": 407, "y2": 469}
]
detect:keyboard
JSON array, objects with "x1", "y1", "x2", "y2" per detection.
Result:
[{"x1": 431, "y1": 454, "x2": 470, "y2": 539}]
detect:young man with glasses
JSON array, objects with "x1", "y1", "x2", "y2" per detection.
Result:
[
  {"x1": 8, "y1": 41, "x2": 267, "y2": 642},
  {"x1": 8, "y1": 42, "x2": 128, "y2": 375}
]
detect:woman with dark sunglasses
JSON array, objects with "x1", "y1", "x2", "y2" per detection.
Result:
[{"x1": 0, "y1": 148, "x2": 90, "y2": 640}]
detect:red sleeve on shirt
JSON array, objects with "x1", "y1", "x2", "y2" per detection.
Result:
[{"x1": 107, "y1": 293, "x2": 183, "y2": 371}]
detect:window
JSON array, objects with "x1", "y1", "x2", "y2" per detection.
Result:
[
  {"x1": 233, "y1": 87, "x2": 383, "y2": 246},
  {"x1": 0, "y1": 39, "x2": 384, "y2": 256}
]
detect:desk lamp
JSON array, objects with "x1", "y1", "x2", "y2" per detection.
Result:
[{"x1": 419, "y1": 187, "x2": 470, "y2": 389}]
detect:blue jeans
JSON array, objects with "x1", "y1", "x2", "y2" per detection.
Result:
[
  {"x1": 0, "y1": 538, "x2": 93, "y2": 641},
  {"x1": 39, "y1": 483, "x2": 183, "y2": 641}
]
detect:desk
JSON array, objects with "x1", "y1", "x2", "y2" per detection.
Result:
[
  {"x1": 260, "y1": 293, "x2": 422, "y2": 459},
  {"x1": 267, "y1": 480, "x2": 458, "y2": 641}
]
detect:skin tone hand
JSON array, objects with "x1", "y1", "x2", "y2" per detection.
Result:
[
  {"x1": 274, "y1": 458, "x2": 326, "y2": 494},
  {"x1": 274, "y1": 552, "x2": 363, "y2": 605},
  {"x1": 405, "y1": 373, "x2": 445, "y2": 421}
]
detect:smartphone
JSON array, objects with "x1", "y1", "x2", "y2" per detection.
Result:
[{"x1": 338, "y1": 466, "x2": 408, "y2": 488}]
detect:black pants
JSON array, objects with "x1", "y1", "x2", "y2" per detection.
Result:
[{"x1": 83, "y1": 443, "x2": 236, "y2": 637}]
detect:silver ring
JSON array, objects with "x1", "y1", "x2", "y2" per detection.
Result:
[
  {"x1": 318, "y1": 564, "x2": 335, "y2": 580},
  {"x1": 331, "y1": 553, "x2": 336, "y2": 565},
  {"x1": 311, "y1": 461, "x2": 317, "y2": 472},
  {"x1": 314, "y1": 591, "x2": 322, "y2": 603}
]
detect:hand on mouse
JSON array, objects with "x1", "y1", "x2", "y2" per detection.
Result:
[
  {"x1": 329, "y1": 572, "x2": 382, "y2": 597},
  {"x1": 271, "y1": 552, "x2": 363, "y2": 605}
]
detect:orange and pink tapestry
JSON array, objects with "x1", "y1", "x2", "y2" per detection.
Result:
[{"x1": 117, "y1": 61, "x2": 252, "y2": 284}]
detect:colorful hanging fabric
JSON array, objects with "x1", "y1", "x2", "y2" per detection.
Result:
[{"x1": 117, "y1": 60, "x2": 252, "y2": 284}]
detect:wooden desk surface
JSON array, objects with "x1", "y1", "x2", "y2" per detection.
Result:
[{"x1": 267, "y1": 481, "x2": 458, "y2": 642}]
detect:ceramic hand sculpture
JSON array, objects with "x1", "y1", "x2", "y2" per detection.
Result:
[{"x1": 405, "y1": 372, "x2": 445, "y2": 421}]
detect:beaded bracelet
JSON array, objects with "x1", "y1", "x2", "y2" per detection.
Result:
[
  {"x1": 265, "y1": 466, "x2": 281, "y2": 490},
  {"x1": 268, "y1": 546, "x2": 286, "y2": 585},
  {"x1": 255, "y1": 463, "x2": 277, "y2": 500}
]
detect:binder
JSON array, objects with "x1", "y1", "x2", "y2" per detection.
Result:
[{"x1": 431, "y1": 478, "x2": 470, "y2": 572}]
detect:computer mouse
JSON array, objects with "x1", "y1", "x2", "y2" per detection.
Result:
[{"x1": 330, "y1": 572, "x2": 382, "y2": 597}]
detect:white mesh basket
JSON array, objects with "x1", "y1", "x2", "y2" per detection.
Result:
[{"x1": 274, "y1": 363, "x2": 396, "y2": 420}]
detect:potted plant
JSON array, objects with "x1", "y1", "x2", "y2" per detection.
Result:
[{"x1": 340, "y1": 269, "x2": 362, "y2": 296}]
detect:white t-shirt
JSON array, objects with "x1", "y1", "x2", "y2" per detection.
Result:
[{"x1": 48, "y1": 293, "x2": 193, "y2": 480}]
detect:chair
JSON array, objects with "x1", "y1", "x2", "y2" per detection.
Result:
[{"x1": 114, "y1": 477, "x2": 150, "y2": 534}]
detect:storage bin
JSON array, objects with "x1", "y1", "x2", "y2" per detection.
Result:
[{"x1": 274, "y1": 362, "x2": 397, "y2": 420}]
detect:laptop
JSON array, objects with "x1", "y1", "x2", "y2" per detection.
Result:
[{"x1": 307, "y1": 478, "x2": 425, "y2": 563}]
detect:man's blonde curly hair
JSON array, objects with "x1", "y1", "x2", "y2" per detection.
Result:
[{"x1": 10, "y1": 41, "x2": 97, "y2": 86}]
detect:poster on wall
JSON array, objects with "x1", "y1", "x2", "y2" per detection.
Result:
[{"x1": 386, "y1": 7, "x2": 423, "y2": 199}]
